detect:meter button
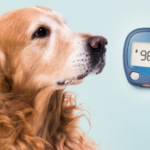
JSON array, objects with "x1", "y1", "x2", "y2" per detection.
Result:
[
  {"x1": 141, "y1": 84, "x2": 150, "y2": 87},
  {"x1": 130, "y1": 72, "x2": 139, "y2": 80}
]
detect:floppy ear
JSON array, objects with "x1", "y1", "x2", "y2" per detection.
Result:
[{"x1": 0, "y1": 50, "x2": 10, "y2": 93}]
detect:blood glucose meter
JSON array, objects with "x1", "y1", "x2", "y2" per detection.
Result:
[{"x1": 123, "y1": 28, "x2": 150, "y2": 87}]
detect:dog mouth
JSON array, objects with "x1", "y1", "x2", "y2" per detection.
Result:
[
  {"x1": 57, "y1": 54, "x2": 105, "y2": 86},
  {"x1": 57, "y1": 74, "x2": 87, "y2": 85}
]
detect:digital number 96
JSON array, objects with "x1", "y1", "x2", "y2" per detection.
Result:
[{"x1": 141, "y1": 50, "x2": 150, "y2": 61}]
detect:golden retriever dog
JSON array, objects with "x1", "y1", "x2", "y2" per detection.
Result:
[{"x1": 0, "y1": 6, "x2": 107, "y2": 150}]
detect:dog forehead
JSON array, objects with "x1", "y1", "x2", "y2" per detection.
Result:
[
  {"x1": 0, "y1": 6, "x2": 66, "y2": 29},
  {"x1": 33, "y1": 6, "x2": 67, "y2": 25}
]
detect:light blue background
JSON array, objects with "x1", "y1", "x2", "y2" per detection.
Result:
[{"x1": 1, "y1": 0, "x2": 150, "y2": 150}]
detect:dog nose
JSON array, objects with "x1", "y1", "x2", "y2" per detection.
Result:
[{"x1": 88, "y1": 36, "x2": 108, "y2": 53}]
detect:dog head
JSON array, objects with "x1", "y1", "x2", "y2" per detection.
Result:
[{"x1": 0, "y1": 6, "x2": 107, "y2": 92}]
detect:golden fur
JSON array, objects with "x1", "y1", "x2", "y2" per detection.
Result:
[{"x1": 0, "y1": 6, "x2": 104, "y2": 150}]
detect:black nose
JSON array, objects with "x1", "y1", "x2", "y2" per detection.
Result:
[{"x1": 88, "y1": 36, "x2": 108, "y2": 53}]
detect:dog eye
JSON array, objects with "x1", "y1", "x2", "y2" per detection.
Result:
[{"x1": 34, "y1": 27, "x2": 47, "y2": 38}]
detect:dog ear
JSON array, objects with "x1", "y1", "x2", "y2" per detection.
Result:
[{"x1": 0, "y1": 49, "x2": 10, "y2": 93}]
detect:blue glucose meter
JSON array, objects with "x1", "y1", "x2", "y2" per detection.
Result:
[{"x1": 123, "y1": 28, "x2": 150, "y2": 87}]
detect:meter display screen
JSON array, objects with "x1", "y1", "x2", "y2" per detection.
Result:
[{"x1": 131, "y1": 42, "x2": 150, "y2": 67}]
